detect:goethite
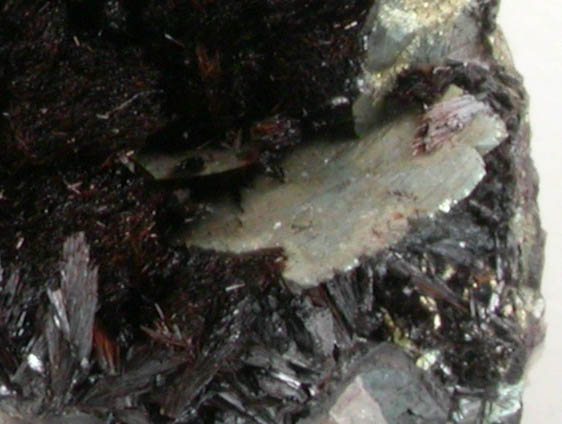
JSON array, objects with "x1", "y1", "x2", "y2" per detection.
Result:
[{"x1": 0, "y1": 1, "x2": 544, "y2": 423}]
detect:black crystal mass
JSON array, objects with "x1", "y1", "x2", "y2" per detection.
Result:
[{"x1": 0, "y1": 1, "x2": 544, "y2": 423}]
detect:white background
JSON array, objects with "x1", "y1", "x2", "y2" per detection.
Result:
[{"x1": 498, "y1": 1, "x2": 562, "y2": 423}]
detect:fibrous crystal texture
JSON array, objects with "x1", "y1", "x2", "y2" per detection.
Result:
[{"x1": 0, "y1": 1, "x2": 544, "y2": 423}]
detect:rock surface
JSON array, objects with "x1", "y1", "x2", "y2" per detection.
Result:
[{"x1": 0, "y1": 1, "x2": 544, "y2": 423}]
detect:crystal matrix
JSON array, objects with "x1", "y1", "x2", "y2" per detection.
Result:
[{"x1": 0, "y1": 1, "x2": 544, "y2": 423}]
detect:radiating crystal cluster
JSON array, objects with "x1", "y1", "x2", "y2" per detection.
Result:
[{"x1": 0, "y1": 1, "x2": 544, "y2": 423}]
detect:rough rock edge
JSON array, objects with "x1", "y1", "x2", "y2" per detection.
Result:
[
  {"x1": 0, "y1": 4, "x2": 544, "y2": 424},
  {"x1": 303, "y1": 25, "x2": 545, "y2": 423}
]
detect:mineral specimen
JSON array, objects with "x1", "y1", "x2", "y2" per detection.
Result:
[{"x1": 0, "y1": 0, "x2": 544, "y2": 423}]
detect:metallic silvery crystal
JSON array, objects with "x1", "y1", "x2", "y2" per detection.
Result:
[
  {"x1": 300, "y1": 344, "x2": 453, "y2": 424},
  {"x1": 354, "y1": 0, "x2": 479, "y2": 134},
  {"x1": 326, "y1": 377, "x2": 388, "y2": 424}
]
